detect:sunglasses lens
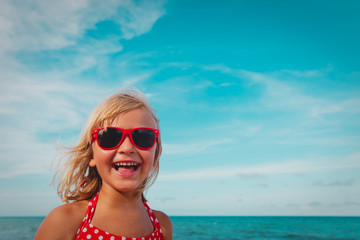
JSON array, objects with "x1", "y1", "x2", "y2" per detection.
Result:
[
  {"x1": 97, "y1": 128, "x2": 123, "y2": 149},
  {"x1": 132, "y1": 128, "x2": 156, "y2": 149}
]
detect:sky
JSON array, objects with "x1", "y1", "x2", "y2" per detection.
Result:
[{"x1": 0, "y1": 0, "x2": 359, "y2": 216}]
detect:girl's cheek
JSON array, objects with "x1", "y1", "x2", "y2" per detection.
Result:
[{"x1": 94, "y1": 149, "x2": 116, "y2": 161}]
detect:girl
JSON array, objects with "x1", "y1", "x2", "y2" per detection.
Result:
[{"x1": 35, "y1": 90, "x2": 172, "y2": 240}]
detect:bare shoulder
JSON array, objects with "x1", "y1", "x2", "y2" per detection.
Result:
[
  {"x1": 34, "y1": 200, "x2": 89, "y2": 240},
  {"x1": 153, "y1": 210, "x2": 173, "y2": 240}
]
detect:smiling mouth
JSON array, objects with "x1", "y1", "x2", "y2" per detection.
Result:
[{"x1": 113, "y1": 162, "x2": 140, "y2": 172}]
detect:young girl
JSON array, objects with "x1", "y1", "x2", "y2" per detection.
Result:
[{"x1": 35, "y1": 90, "x2": 172, "y2": 240}]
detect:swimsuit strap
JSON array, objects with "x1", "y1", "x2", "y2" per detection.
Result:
[
  {"x1": 143, "y1": 201, "x2": 163, "y2": 237},
  {"x1": 75, "y1": 192, "x2": 99, "y2": 237},
  {"x1": 75, "y1": 193, "x2": 163, "y2": 240}
]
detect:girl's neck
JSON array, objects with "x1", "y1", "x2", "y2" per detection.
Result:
[
  {"x1": 98, "y1": 186, "x2": 144, "y2": 209},
  {"x1": 89, "y1": 185, "x2": 152, "y2": 237}
]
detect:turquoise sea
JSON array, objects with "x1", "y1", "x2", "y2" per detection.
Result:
[{"x1": 0, "y1": 216, "x2": 359, "y2": 239}]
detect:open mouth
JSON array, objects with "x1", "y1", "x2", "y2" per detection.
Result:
[{"x1": 113, "y1": 162, "x2": 140, "y2": 172}]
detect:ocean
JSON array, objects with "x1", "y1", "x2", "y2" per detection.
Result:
[{"x1": 0, "y1": 216, "x2": 359, "y2": 239}]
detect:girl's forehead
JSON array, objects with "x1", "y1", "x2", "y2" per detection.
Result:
[{"x1": 109, "y1": 108, "x2": 157, "y2": 128}]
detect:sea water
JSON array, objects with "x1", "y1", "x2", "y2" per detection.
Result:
[
  {"x1": 0, "y1": 216, "x2": 359, "y2": 239},
  {"x1": 0, "y1": 217, "x2": 43, "y2": 240},
  {"x1": 171, "y1": 216, "x2": 360, "y2": 239}
]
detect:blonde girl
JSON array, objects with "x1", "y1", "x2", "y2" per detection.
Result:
[{"x1": 35, "y1": 90, "x2": 172, "y2": 240}]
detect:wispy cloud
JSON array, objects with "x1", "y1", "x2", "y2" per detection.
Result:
[
  {"x1": 162, "y1": 138, "x2": 232, "y2": 155},
  {"x1": 159, "y1": 154, "x2": 360, "y2": 181},
  {"x1": 308, "y1": 201, "x2": 322, "y2": 207},
  {"x1": 1, "y1": 0, "x2": 110, "y2": 52},
  {"x1": 0, "y1": 76, "x2": 105, "y2": 178},
  {"x1": 202, "y1": 64, "x2": 360, "y2": 120},
  {"x1": 312, "y1": 179, "x2": 355, "y2": 187},
  {"x1": 330, "y1": 201, "x2": 360, "y2": 208},
  {"x1": 0, "y1": 0, "x2": 167, "y2": 52},
  {"x1": 236, "y1": 173, "x2": 265, "y2": 179}
]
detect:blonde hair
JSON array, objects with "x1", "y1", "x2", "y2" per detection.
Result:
[{"x1": 54, "y1": 89, "x2": 162, "y2": 203}]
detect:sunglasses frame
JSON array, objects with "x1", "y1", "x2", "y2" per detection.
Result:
[{"x1": 91, "y1": 127, "x2": 159, "y2": 150}]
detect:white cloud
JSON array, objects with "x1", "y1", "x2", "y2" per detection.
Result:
[
  {"x1": 1, "y1": 0, "x2": 95, "y2": 51},
  {"x1": 121, "y1": 72, "x2": 154, "y2": 88},
  {"x1": 0, "y1": 0, "x2": 166, "y2": 52},
  {"x1": 0, "y1": 78, "x2": 99, "y2": 178},
  {"x1": 239, "y1": 70, "x2": 319, "y2": 111},
  {"x1": 203, "y1": 64, "x2": 318, "y2": 110},
  {"x1": 279, "y1": 69, "x2": 325, "y2": 78},
  {"x1": 200, "y1": 64, "x2": 360, "y2": 144},
  {"x1": 312, "y1": 179, "x2": 355, "y2": 187},
  {"x1": 116, "y1": 0, "x2": 167, "y2": 40},
  {"x1": 158, "y1": 154, "x2": 360, "y2": 181},
  {"x1": 162, "y1": 138, "x2": 232, "y2": 155}
]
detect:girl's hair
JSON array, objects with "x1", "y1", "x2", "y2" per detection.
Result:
[{"x1": 54, "y1": 89, "x2": 162, "y2": 203}]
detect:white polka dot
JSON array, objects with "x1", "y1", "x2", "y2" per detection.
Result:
[
  {"x1": 98, "y1": 236, "x2": 103, "y2": 240},
  {"x1": 110, "y1": 237, "x2": 115, "y2": 240},
  {"x1": 94, "y1": 229, "x2": 99, "y2": 234},
  {"x1": 77, "y1": 229, "x2": 80, "y2": 234},
  {"x1": 89, "y1": 202, "x2": 92, "y2": 206},
  {"x1": 89, "y1": 224, "x2": 93, "y2": 228},
  {"x1": 160, "y1": 228, "x2": 162, "y2": 233},
  {"x1": 91, "y1": 208, "x2": 95, "y2": 212},
  {"x1": 83, "y1": 228, "x2": 87, "y2": 232},
  {"x1": 105, "y1": 232, "x2": 109, "y2": 235},
  {"x1": 87, "y1": 234, "x2": 92, "y2": 239},
  {"x1": 122, "y1": 237, "x2": 126, "y2": 240}
]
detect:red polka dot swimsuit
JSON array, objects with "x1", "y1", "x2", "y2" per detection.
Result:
[{"x1": 75, "y1": 193, "x2": 163, "y2": 240}]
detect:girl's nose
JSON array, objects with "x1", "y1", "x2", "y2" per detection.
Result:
[{"x1": 117, "y1": 135, "x2": 135, "y2": 153}]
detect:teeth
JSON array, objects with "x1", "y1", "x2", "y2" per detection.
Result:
[
  {"x1": 114, "y1": 162, "x2": 139, "y2": 167},
  {"x1": 113, "y1": 162, "x2": 140, "y2": 171}
]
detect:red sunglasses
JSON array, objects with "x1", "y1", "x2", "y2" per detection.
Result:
[{"x1": 91, "y1": 127, "x2": 159, "y2": 150}]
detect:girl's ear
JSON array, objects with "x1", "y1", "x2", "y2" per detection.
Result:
[{"x1": 89, "y1": 159, "x2": 96, "y2": 167}]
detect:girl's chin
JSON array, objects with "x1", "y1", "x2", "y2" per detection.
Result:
[
  {"x1": 113, "y1": 184, "x2": 143, "y2": 194},
  {"x1": 110, "y1": 177, "x2": 146, "y2": 193}
]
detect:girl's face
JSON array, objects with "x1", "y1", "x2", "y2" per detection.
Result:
[{"x1": 90, "y1": 108, "x2": 157, "y2": 194}]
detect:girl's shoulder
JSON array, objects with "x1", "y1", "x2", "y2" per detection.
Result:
[
  {"x1": 48, "y1": 200, "x2": 89, "y2": 223},
  {"x1": 34, "y1": 200, "x2": 89, "y2": 240},
  {"x1": 153, "y1": 210, "x2": 173, "y2": 240}
]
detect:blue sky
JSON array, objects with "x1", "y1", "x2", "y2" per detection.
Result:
[{"x1": 0, "y1": 0, "x2": 359, "y2": 216}]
